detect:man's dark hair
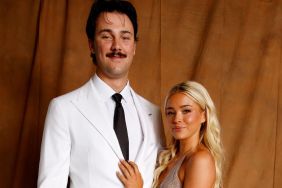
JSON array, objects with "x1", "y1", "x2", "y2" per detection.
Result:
[{"x1": 86, "y1": 0, "x2": 138, "y2": 41}]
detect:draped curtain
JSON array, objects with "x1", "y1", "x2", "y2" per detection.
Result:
[{"x1": 0, "y1": 0, "x2": 281, "y2": 187}]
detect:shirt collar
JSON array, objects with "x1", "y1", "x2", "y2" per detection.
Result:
[
  {"x1": 92, "y1": 74, "x2": 131, "y2": 103},
  {"x1": 120, "y1": 82, "x2": 131, "y2": 103}
]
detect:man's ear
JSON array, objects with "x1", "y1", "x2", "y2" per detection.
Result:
[
  {"x1": 133, "y1": 41, "x2": 136, "y2": 55},
  {"x1": 88, "y1": 39, "x2": 95, "y2": 54}
]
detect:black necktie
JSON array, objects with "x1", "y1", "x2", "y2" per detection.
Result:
[{"x1": 112, "y1": 93, "x2": 129, "y2": 160}]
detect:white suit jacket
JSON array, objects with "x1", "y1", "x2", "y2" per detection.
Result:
[{"x1": 38, "y1": 78, "x2": 163, "y2": 188}]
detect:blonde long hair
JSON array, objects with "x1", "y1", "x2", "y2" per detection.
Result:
[{"x1": 152, "y1": 81, "x2": 224, "y2": 188}]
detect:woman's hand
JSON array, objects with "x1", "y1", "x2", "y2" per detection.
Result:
[{"x1": 117, "y1": 160, "x2": 143, "y2": 188}]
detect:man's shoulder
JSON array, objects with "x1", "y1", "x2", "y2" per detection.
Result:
[
  {"x1": 133, "y1": 92, "x2": 159, "y2": 111},
  {"x1": 52, "y1": 79, "x2": 92, "y2": 103}
]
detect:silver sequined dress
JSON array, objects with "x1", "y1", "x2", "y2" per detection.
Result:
[{"x1": 159, "y1": 155, "x2": 186, "y2": 188}]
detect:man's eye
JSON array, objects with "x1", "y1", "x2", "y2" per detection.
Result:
[
  {"x1": 122, "y1": 36, "x2": 130, "y2": 40},
  {"x1": 101, "y1": 35, "x2": 112, "y2": 39}
]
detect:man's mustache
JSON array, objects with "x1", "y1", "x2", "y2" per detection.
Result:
[{"x1": 106, "y1": 52, "x2": 127, "y2": 58}]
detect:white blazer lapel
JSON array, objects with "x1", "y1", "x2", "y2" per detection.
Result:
[
  {"x1": 130, "y1": 90, "x2": 151, "y2": 163},
  {"x1": 130, "y1": 90, "x2": 161, "y2": 187},
  {"x1": 71, "y1": 81, "x2": 124, "y2": 159}
]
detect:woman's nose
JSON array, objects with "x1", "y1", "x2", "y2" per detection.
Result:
[{"x1": 173, "y1": 112, "x2": 182, "y2": 123}]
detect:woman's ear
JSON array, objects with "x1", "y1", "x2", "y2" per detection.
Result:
[{"x1": 201, "y1": 110, "x2": 206, "y2": 124}]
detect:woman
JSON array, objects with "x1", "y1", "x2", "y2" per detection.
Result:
[{"x1": 117, "y1": 81, "x2": 224, "y2": 188}]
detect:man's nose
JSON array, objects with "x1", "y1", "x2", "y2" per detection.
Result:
[{"x1": 111, "y1": 38, "x2": 121, "y2": 51}]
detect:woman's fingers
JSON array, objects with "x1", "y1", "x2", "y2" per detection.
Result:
[
  {"x1": 128, "y1": 161, "x2": 140, "y2": 174},
  {"x1": 119, "y1": 160, "x2": 138, "y2": 177},
  {"x1": 117, "y1": 160, "x2": 143, "y2": 188},
  {"x1": 118, "y1": 161, "x2": 131, "y2": 178},
  {"x1": 116, "y1": 171, "x2": 127, "y2": 184}
]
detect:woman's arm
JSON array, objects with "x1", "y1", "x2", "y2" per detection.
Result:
[{"x1": 117, "y1": 160, "x2": 143, "y2": 188}]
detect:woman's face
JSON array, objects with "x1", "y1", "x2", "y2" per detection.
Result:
[{"x1": 165, "y1": 92, "x2": 206, "y2": 143}]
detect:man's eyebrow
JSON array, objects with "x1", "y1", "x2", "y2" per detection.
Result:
[
  {"x1": 121, "y1": 30, "x2": 133, "y2": 35},
  {"x1": 98, "y1": 29, "x2": 112, "y2": 34},
  {"x1": 97, "y1": 29, "x2": 133, "y2": 36}
]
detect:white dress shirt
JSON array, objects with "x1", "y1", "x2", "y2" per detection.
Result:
[{"x1": 92, "y1": 74, "x2": 143, "y2": 160}]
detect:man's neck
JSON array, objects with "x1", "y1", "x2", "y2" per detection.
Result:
[{"x1": 96, "y1": 73, "x2": 128, "y2": 93}]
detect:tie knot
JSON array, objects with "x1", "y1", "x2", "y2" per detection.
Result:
[{"x1": 112, "y1": 93, "x2": 123, "y2": 103}]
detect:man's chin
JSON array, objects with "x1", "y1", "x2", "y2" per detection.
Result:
[{"x1": 104, "y1": 70, "x2": 129, "y2": 79}]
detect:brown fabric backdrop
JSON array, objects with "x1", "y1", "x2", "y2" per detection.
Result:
[{"x1": 0, "y1": 0, "x2": 281, "y2": 187}]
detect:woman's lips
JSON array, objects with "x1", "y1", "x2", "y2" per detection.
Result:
[{"x1": 172, "y1": 126, "x2": 185, "y2": 132}]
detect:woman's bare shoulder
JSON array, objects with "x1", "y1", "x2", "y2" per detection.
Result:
[
  {"x1": 187, "y1": 147, "x2": 215, "y2": 168},
  {"x1": 182, "y1": 147, "x2": 216, "y2": 187}
]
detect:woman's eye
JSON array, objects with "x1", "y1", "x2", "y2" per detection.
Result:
[
  {"x1": 166, "y1": 111, "x2": 175, "y2": 116},
  {"x1": 183, "y1": 109, "x2": 191, "y2": 114}
]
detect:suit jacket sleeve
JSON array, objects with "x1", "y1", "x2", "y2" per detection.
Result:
[{"x1": 38, "y1": 98, "x2": 71, "y2": 188}]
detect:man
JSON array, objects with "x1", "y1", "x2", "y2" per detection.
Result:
[{"x1": 38, "y1": 0, "x2": 164, "y2": 187}]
